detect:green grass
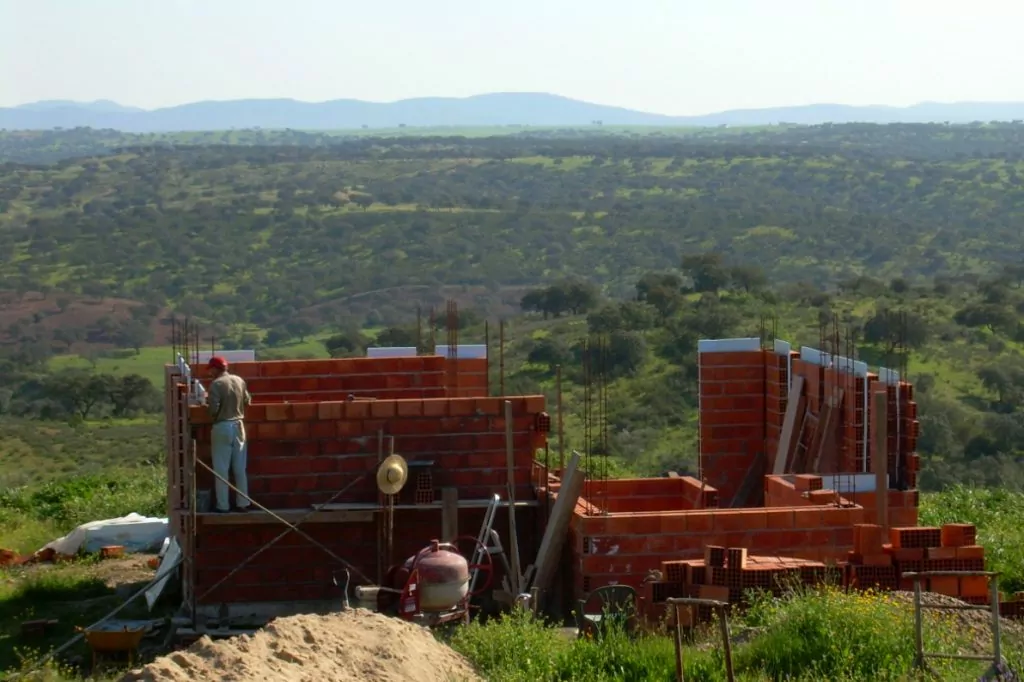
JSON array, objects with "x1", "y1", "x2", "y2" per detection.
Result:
[
  {"x1": 920, "y1": 485, "x2": 1024, "y2": 594},
  {"x1": 46, "y1": 333, "x2": 341, "y2": 383},
  {"x1": 451, "y1": 586, "x2": 1013, "y2": 681},
  {"x1": 50, "y1": 347, "x2": 176, "y2": 388}
]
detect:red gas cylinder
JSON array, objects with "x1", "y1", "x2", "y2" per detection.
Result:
[{"x1": 405, "y1": 540, "x2": 470, "y2": 612}]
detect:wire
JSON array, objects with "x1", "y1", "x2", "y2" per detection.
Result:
[{"x1": 193, "y1": 457, "x2": 383, "y2": 604}]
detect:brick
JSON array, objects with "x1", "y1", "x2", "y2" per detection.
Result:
[
  {"x1": 685, "y1": 512, "x2": 714, "y2": 533},
  {"x1": 765, "y1": 509, "x2": 795, "y2": 529},
  {"x1": 960, "y1": 576, "x2": 990, "y2": 599},
  {"x1": 889, "y1": 547, "x2": 925, "y2": 561},
  {"x1": 941, "y1": 523, "x2": 976, "y2": 548},
  {"x1": 926, "y1": 547, "x2": 957, "y2": 560},
  {"x1": 346, "y1": 401, "x2": 371, "y2": 419},
  {"x1": 929, "y1": 576, "x2": 959, "y2": 597},
  {"x1": 699, "y1": 351, "x2": 765, "y2": 368},
  {"x1": 292, "y1": 403, "x2": 318, "y2": 421},
  {"x1": 713, "y1": 510, "x2": 766, "y2": 532},
  {"x1": 956, "y1": 545, "x2": 985, "y2": 560},
  {"x1": 697, "y1": 584, "x2": 730, "y2": 602},
  {"x1": 265, "y1": 403, "x2": 291, "y2": 421},
  {"x1": 792, "y1": 508, "x2": 821, "y2": 528},
  {"x1": 807, "y1": 489, "x2": 839, "y2": 505},
  {"x1": 794, "y1": 475, "x2": 823, "y2": 491}
]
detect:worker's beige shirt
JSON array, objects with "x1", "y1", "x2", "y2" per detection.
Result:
[{"x1": 208, "y1": 373, "x2": 252, "y2": 423}]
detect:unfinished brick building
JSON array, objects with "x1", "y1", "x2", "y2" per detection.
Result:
[
  {"x1": 165, "y1": 353, "x2": 551, "y2": 623},
  {"x1": 163, "y1": 334, "x2": 987, "y2": 629},
  {"x1": 560, "y1": 337, "x2": 938, "y2": 604}
]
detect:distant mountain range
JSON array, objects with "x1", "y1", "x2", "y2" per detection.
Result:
[{"x1": 3, "y1": 93, "x2": 1024, "y2": 132}]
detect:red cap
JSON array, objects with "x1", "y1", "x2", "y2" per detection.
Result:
[{"x1": 208, "y1": 356, "x2": 228, "y2": 370}]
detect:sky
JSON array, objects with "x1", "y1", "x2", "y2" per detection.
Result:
[{"x1": 2, "y1": 0, "x2": 1022, "y2": 114}]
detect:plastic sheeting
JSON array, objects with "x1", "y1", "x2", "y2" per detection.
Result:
[{"x1": 40, "y1": 513, "x2": 168, "y2": 556}]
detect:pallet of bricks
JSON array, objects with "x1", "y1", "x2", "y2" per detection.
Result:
[
  {"x1": 846, "y1": 523, "x2": 987, "y2": 602},
  {"x1": 642, "y1": 546, "x2": 833, "y2": 628}
]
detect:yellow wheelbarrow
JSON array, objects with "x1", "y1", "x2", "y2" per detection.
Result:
[{"x1": 76, "y1": 624, "x2": 146, "y2": 673}]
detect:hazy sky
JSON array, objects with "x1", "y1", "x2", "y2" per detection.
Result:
[{"x1": 3, "y1": 0, "x2": 1022, "y2": 114}]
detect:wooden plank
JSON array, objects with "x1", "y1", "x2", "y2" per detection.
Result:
[
  {"x1": 527, "y1": 451, "x2": 584, "y2": 594},
  {"x1": 773, "y1": 375, "x2": 806, "y2": 474},
  {"x1": 731, "y1": 451, "x2": 767, "y2": 507},
  {"x1": 199, "y1": 510, "x2": 374, "y2": 525},
  {"x1": 441, "y1": 487, "x2": 458, "y2": 543},
  {"x1": 810, "y1": 388, "x2": 843, "y2": 472},
  {"x1": 791, "y1": 412, "x2": 817, "y2": 472},
  {"x1": 504, "y1": 400, "x2": 523, "y2": 595},
  {"x1": 873, "y1": 388, "x2": 889, "y2": 528}
]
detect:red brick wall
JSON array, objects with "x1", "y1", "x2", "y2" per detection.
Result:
[
  {"x1": 185, "y1": 391, "x2": 547, "y2": 605},
  {"x1": 570, "y1": 505, "x2": 862, "y2": 598},
  {"x1": 194, "y1": 506, "x2": 538, "y2": 605},
  {"x1": 190, "y1": 395, "x2": 547, "y2": 508},
  {"x1": 699, "y1": 348, "x2": 767, "y2": 504},
  {"x1": 594, "y1": 477, "x2": 717, "y2": 514},
  {"x1": 187, "y1": 356, "x2": 489, "y2": 402}
]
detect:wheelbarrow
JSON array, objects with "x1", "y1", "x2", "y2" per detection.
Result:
[{"x1": 76, "y1": 624, "x2": 146, "y2": 672}]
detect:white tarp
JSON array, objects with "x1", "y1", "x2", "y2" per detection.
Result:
[
  {"x1": 145, "y1": 537, "x2": 181, "y2": 611},
  {"x1": 40, "y1": 513, "x2": 169, "y2": 556}
]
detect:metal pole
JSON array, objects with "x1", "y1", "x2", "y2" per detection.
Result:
[
  {"x1": 556, "y1": 364, "x2": 565, "y2": 472},
  {"x1": 484, "y1": 321, "x2": 490, "y2": 396},
  {"x1": 991, "y1": 574, "x2": 1002, "y2": 666},
  {"x1": 718, "y1": 605, "x2": 735, "y2": 682},
  {"x1": 913, "y1": 577, "x2": 925, "y2": 670},
  {"x1": 673, "y1": 604, "x2": 685, "y2": 682},
  {"x1": 504, "y1": 400, "x2": 522, "y2": 594},
  {"x1": 499, "y1": 320, "x2": 505, "y2": 396}
]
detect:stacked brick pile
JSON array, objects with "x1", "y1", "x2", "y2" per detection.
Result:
[
  {"x1": 644, "y1": 548, "x2": 831, "y2": 628},
  {"x1": 845, "y1": 523, "x2": 987, "y2": 601}
]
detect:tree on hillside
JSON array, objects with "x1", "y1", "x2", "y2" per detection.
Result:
[
  {"x1": 285, "y1": 317, "x2": 317, "y2": 343},
  {"x1": 521, "y1": 279, "x2": 599, "y2": 318},
  {"x1": 685, "y1": 294, "x2": 740, "y2": 340},
  {"x1": 862, "y1": 309, "x2": 929, "y2": 354},
  {"x1": 954, "y1": 303, "x2": 1016, "y2": 334},
  {"x1": 526, "y1": 337, "x2": 572, "y2": 371},
  {"x1": 323, "y1": 330, "x2": 369, "y2": 358},
  {"x1": 636, "y1": 272, "x2": 683, "y2": 318},
  {"x1": 53, "y1": 326, "x2": 86, "y2": 352},
  {"x1": 681, "y1": 253, "x2": 730, "y2": 293},
  {"x1": 375, "y1": 326, "x2": 418, "y2": 348},
  {"x1": 351, "y1": 194, "x2": 374, "y2": 210},
  {"x1": 977, "y1": 365, "x2": 1024, "y2": 410},
  {"x1": 45, "y1": 370, "x2": 107, "y2": 420},
  {"x1": 730, "y1": 264, "x2": 767, "y2": 293},
  {"x1": 115, "y1": 319, "x2": 152, "y2": 354},
  {"x1": 108, "y1": 374, "x2": 160, "y2": 416},
  {"x1": 604, "y1": 330, "x2": 647, "y2": 377}
]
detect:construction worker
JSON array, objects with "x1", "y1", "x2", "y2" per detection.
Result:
[{"x1": 206, "y1": 356, "x2": 253, "y2": 513}]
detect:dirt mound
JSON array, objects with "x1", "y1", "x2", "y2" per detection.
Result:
[
  {"x1": 888, "y1": 591, "x2": 1024, "y2": 651},
  {"x1": 119, "y1": 609, "x2": 481, "y2": 682}
]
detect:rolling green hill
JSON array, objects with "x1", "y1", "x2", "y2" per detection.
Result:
[{"x1": 3, "y1": 125, "x2": 1024, "y2": 334}]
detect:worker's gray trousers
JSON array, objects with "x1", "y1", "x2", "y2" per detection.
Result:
[{"x1": 211, "y1": 420, "x2": 250, "y2": 511}]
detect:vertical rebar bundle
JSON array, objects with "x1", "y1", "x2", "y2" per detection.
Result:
[{"x1": 446, "y1": 299, "x2": 459, "y2": 394}]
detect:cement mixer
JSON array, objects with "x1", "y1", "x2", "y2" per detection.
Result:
[{"x1": 378, "y1": 538, "x2": 493, "y2": 627}]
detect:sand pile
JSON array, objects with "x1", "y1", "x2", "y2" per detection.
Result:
[{"x1": 120, "y1": 609, "x2": 482, "y2": 682}]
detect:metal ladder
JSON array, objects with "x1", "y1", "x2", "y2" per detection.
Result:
[
  {"x1": 904, "y1": 570, "x2": 1018, "y2": 681},
  {"x1": 468, "y1": 494, "x2": 501, "y2": 594}
]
